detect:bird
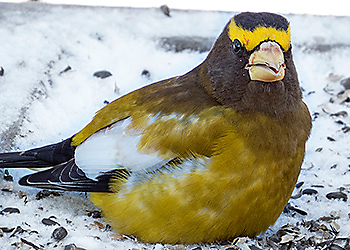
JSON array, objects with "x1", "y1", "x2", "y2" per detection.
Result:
[{"x1": 0, "y1": 12, "x2": 312, "y2": 244}]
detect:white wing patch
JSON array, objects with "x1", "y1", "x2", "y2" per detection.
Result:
[{"x1": 74, "y1": 117, "x2": 166, "y2": 180}]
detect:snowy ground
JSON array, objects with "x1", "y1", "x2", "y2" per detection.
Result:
[{"x1": 1, "y1": 2, "x2": 350, "y2": 249}]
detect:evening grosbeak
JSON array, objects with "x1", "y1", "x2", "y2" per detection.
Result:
[{"x1": 0, "y1": 12, "x2": 312, "y2": 244}]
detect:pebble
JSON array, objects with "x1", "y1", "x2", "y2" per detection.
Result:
[
  {"x1": 52, "y1": 226, "x2": 68, "y2": 241},
  {"x1": 93, "y1": 70, "x2": 112, "y2": 79},
  {"x1": 326, "y1": 191, "x2": 348, "y2": 201}
]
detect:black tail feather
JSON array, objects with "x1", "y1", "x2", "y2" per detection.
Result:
[
  {"x1": 0, "y1": 138, "x2": 75, "y2": 168},
  {"x1": 18, "y1": 159, "x2": 114, "y2": 192}
]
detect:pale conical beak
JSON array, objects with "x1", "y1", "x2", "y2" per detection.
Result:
[{"x1": 245, "y1": 41, "x2": 286, "y2": 82}]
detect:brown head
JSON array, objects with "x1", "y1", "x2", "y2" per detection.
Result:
[{"x1": 202, "y1": 12, "x2": 301, "y2": 117}]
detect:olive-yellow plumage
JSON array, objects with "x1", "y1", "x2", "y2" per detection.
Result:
[{"x1": 0, "y1": 12, "x2": 312, "y2": 244}]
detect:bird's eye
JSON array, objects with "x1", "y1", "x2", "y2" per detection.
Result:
[{"x1": 233, "y1": 39, "x2": 242, "y2": 54}]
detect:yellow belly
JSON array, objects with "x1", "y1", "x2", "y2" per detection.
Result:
[{"x1": 90, "y1": 145, "x2": 303, "y2": 244}]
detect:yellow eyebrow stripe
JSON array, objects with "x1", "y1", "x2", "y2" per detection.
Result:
[{"x1": 228, "y1": 19, "x2": 291, "y2": 51}]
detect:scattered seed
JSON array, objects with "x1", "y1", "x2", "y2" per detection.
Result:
[
  {"x1": 326, "y1": 192, "x2": 348, "y2": 201},
  {"x1": 86, "y1": 210, "x2": 102, "y2": 218},
  {"x1": 42, "y1": 217, "x2": 60, "y2": 226},
  {"x1": 327, "y1": 136, "x2": 336, "y2": 142},
  {"x1": 93, "y1": 220, "x2": 105, "y2": 230},
  {"x1": 248, "y1": 244, "x2": 262, "y2": 250},
  {"x1": 141, "y1": 69, "x2": 151, "y2": 79},
  {"x1": 0, "y1": 227, "x2": 15, "y2": 233},
  {"x1": 330, "y1": 221, "x2": 340, "y2": 234},
  {"x1": 20, "y1": 238, "x2": 40, "y2": 250},
  {"x1": 302, "y1": 188, "x2": 318, "y2": 195},
  {"x1": 160, "y1": 4, "x2": 171, "y2": 17},
  {"x1": 52, "y1": 226, "x2": 68, "y2": 241},
  {"x1": 331, "y1": 164, "x2": 338, "y2": 169},
  {"x1": 3, "y1": 170, "x2": 13, "y2": 182},
  {"x1": 312, "y1": 184, "x2": 325, "y2": 188},
  {"x1": 284, "y1": 203, "x2": 308, "y2": 216},
  {"x1": 0, "y1": 67, "x2": 4, "y2": 76},
  {"x1": 341, "y1": 77, "x2": 350, "y2": 90},
  {"x1": 315, "y1": 147, "x2": 323, "y2": 152},
  {"x1": 330, "y1": 111, "x2": 348, "y2": 117},
  {"x1": 36, "y1": 190, "x2": 62, "y2": 200},
  {"x1": 342, "y1": 126, "x2": 350, "y2": 133},
  {"x1": 93, "y1": 70, "x2": 112, "y2": 79},
  {"x1": 10, "y1": 226, "x2": 25, "y2": 237},
  {"x1": 329, "y1": 244, "x2": 345, "y2": 250},
  {"x1": 0, "y1": 228, "x2": 3, "y2": 237},
  {"x1": 1, "y1": 207, "x2": 20, "y2": 214},
  {"x1": 296, "y1": 181, "x2": 304, "y2": 188},
  {"x1": 109, "y1": 233, "x2": 128, "y2": 241},
  {"x1": 59, "y1": 65, "x2": 72, "y2": 75}
]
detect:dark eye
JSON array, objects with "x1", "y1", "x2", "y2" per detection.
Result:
[{"x1": 233, "y1": 39, "x2": 242, "y2": 54}]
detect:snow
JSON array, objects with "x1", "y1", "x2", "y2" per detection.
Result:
[{"x1": 1, "y1": 2, "x2": 350, "y2": 249}]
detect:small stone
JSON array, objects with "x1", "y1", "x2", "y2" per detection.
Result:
[
  {"x1": 52, "y1": 226, "x2": 68, "y2": 241},
  {"x1": 0, "y1": 67, "x2": 4, "y2": 76},
  {"x1": 93, "y1": 70, "x2": 112, "y2": 79},
  {"x1": 160, "y1": 5, "x2": 171, "y2": 17},
  {"x1": 326, "y1": 191, "x2": 348, "y2": 201}
]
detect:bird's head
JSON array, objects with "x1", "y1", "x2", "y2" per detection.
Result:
[{"x1": 203, "y1": 12, "x2": 301, "y2": 116}]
